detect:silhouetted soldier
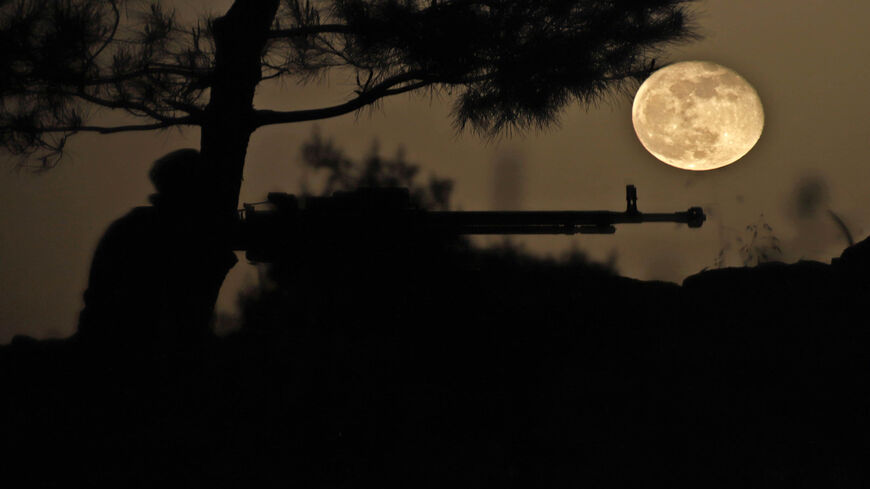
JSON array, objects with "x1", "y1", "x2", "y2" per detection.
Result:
[{"x1": 75, "y1": 149, "x2": 237, "y2": 360}]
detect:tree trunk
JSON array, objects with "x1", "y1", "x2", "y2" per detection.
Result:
[
  {"x1": 201, "y1": 0, "x2": 280, "y2": 217},
  {"x1": 197, "y1": 0, "x2": 280, "y2": 323}
]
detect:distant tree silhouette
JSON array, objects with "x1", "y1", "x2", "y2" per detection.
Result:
[
  {"x1": 1, "y1": 0, "x2": 698, "y2": 324},
  {"x1": 299, "y1": 127, "x2": 453, "y2": 209}
]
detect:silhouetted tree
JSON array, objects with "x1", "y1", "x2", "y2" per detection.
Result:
[
  {"x1": 1, "y1": 0, "x2": 698, "y2": 317},
  {"x1": 299, "y1": 128, "x2": 453, "y2": 209}
]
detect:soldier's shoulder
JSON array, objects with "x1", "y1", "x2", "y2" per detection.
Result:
[
  {"x1": 97, "y1": 206, "x2": 159, "y2": 244},
  {"x1": 122, "y1": 205, "x2": 158, "y2": 220},
  {"x1": 110, "y1": 206, "x2": 157, "y2": 227}
]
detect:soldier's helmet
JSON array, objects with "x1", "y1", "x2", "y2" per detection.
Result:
[{"x1": 149, "y1": 148, "x2": 201, "y2": 203}]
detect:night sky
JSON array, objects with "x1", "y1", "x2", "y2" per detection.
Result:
[{"x1": 2, "y1": 0, "x2": 869, "y2": 342}]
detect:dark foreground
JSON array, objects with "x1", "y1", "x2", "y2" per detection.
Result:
[{"x1": 3, "y1": 237, "x2": 869, "y2": 488}]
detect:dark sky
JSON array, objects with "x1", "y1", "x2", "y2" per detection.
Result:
[{"x1": 3, "y1": 0, "x2": 870, "y2": 342}]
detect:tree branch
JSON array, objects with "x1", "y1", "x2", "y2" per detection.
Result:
[
  {"x1": 253, "y1": 72, "x2": 432, "y2": 127},
  {"x1": 268, "y1": 24, "x2": 351, "y2": 39},
  {"x1": 78, "y1": 66, "x2": 210, "y2": 87},
  {"x1": 68, "y1": 91, "x2": 180, "y2": 122},
  {"x1": 27, "y1": 118, "x2": 198, "y2": 134},
  {"x1": 87, "y1": 0, "x2": 121, "y2": 63},
  {"x1": 19, "y1": 89, "x2": 201, "y2": 122}
]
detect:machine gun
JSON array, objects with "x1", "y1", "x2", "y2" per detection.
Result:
[{"x1": 233, "y1": 185, "x2": 705, "y2": 262}]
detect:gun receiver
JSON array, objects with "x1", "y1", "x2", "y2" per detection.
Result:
[{"x1": 233, "y1": 185, "x2": 704, "y2": 261}]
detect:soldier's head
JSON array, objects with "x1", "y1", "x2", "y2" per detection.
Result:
[{"x1": 149, "y1": 149, "x2": 201, "y2": 205}]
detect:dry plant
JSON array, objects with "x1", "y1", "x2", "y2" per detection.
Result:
[{"x1": 714, "y1": 213, "x2": 783, "y2": 268}]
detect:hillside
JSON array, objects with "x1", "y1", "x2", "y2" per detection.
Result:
[{"x1": 2, "y1": 237, "x2": 868, "y2": 488}]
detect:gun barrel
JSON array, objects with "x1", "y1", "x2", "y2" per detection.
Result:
[
  {"x1": 424, "y1": 209, "x2": 704, "y2": 235},
  {"x1": 231, "y1": 186, "x2": 706, "y2": 257}
]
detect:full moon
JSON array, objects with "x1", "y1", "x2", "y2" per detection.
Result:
[{"x1": 631, "y1": 61, "x2": 764, "y2": 171}]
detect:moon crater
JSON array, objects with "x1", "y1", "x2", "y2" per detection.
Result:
[{"x1": 632, "y1": 61, "x2": 764, "y2": 171}]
